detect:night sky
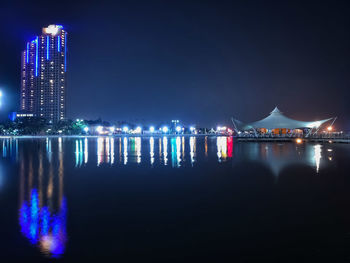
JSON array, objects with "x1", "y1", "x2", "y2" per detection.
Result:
[{"x1": 0, "y1": 0, "x2": 349, "y2": 128}]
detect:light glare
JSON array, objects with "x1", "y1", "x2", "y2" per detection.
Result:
[{"x1": 96, "y1": 126, "x2": 103, "y2": 134}]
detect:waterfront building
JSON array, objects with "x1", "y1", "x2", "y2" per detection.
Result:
[
  {"x1": 20, "y1": 25, "x2": 67, "y2": 123},
  {"x1": 232, "y1": 107, "x2": 334, "y2": 136}
]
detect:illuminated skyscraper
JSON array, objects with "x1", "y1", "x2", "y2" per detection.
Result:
[{"x1": 20, "y1": 25, "x2": 67, "y2": 122}]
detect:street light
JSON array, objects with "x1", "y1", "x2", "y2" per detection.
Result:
[
  {"x1": 96, "y1": 126, "x2": 103, "y2": 134},
  {"x1": 135, "y1": 126, "x2": 142, "y2": 134}
]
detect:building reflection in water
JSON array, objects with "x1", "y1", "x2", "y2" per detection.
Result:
[
  {"x1": 18, "y1": 142, "x2": 67, "y2": 258},
  {"x1": 233, "y1": 142, "x2": 331, "y2": 176}
]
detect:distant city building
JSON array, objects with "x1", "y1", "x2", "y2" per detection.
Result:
[{"x1": 20, "y1": 25, "x2": 67, "y2": 122}]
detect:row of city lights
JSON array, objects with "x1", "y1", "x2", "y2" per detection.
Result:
[
  {"x1": 81, "y1": 123, "x2": 334, "y2": 136},
  {"x1": 82, "y1": 125, "x2": 197, "y2": 134}
]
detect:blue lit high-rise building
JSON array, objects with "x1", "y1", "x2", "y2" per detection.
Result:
[{"x1": 20, "y1": 25, "x2": 67, "y2": 122}]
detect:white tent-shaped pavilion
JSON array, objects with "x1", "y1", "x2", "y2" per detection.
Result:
[{"x1": 233, "y1": 107, "x2": 333, "y2": 131}]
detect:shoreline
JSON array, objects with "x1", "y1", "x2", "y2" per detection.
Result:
[
  {"x1": 0, "y1": 134, "x2": 349, "y2": 144},
  {"x1": 0, "y1": 134, "x2": 217, "y2": 139}
]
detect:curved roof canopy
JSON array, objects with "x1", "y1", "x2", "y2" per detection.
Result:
[{"x1": 235, "y1": 107, "x2": 332, "y2": 130}]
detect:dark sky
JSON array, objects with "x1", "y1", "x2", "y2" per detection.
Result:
[{"x1": 0, "y1": 0, "x2": 349, "y2": 129}]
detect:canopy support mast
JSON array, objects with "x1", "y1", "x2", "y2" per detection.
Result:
[{"x1": 231, "y1": 117, "x2": 239, "y2": 134}]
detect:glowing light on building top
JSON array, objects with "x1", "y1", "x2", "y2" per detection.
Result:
[{"x1": 43, "y1": 24, "x2": 63, "y2": 36}]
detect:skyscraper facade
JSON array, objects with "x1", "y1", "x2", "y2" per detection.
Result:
[{"x1": 20, "y1": 25, "x2": 67, "y2": 122}]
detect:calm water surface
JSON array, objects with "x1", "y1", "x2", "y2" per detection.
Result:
[{"x1": 1, "y1": 136, "x2": 350, "y2": 262}]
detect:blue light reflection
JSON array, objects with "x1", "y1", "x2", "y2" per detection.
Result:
[{"x1": 19, "y1": 190, "x2": 67, "y2": 258}]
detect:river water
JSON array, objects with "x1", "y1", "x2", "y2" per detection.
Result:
[{"x1": 0, "y1": 136, "x2": 350, "y2": 262}]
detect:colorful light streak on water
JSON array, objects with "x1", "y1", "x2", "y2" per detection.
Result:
[
  {"x1": 75, "y1": 139, "x2": 84, "y2": 167},
  {"x1": 84, "y1": 138, "x2": 88, "y2": 164},
  {"x1": 163, "y1": 137, "x2": 168, "y2": 165},
  {"x1": 97, "y1": 137, "x2": 104, "y2": 166},
  {"x1": 314, "y1": 144, "x2": 322, "y2": 173},
  {"x1": 150, "y1": 137, "x2": 155, "y2": 165},
  {"x1": 171, "y1": 137, "x2": 182, "y2": 168},
  {"x1": 110, "y1": 137, "x2": 115, "y2": 165},
  {"x1": 123, "y1": 137, "x2": 128, "y2": 165},
  {"x1": 217, "y1": 136, "x2": 228, "y2": 162},
  {"x1": 0, "y1": 136, "x2": 331, "y2": 179},
  {"x1": 190, "y1": 136, "x2": 196, "y2": 165},
  {"x1": 136, "y1": 137, "x2": 141, "y2": 164}
]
